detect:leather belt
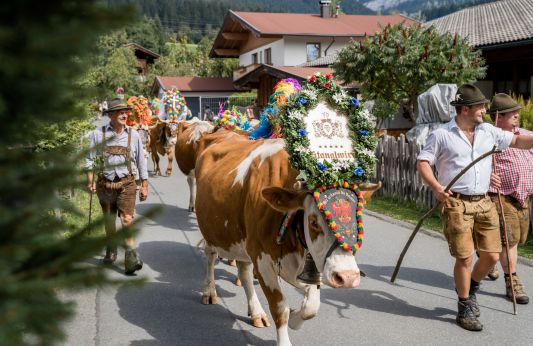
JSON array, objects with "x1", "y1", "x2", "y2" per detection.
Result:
[{"x1": 449, "y1": 192, "x2": 487, "y2": 202}]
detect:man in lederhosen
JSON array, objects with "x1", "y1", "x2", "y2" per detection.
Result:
[{"x1": 86, "y1": 98, "x2": 149, "y2": 275}]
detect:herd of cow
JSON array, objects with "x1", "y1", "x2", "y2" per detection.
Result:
[{"x1": 144, "y1": 118, "x2": 381, "y2": 346}]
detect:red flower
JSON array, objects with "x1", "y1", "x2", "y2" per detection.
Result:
[
  {"x1": 325, "y1": 73, "x2": 333, "y2": 79},
  {"x1": 324, "y1": 82, "x2": 331, "y2": 89},
  {"x1": 309, "y1": 75, "x2": 317, "y2": 82}
]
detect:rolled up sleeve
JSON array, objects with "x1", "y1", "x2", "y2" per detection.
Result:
[
  {"x1": 417, "y1": 131, "x2": 438, "y2": 166},
  {"x1": 85, "y1": 131, "x2": 97, "y2": 171}
]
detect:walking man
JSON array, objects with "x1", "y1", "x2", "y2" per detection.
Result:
[
  {"x1": 488, "y1": 93, "x2": 531, "y2": 304},
  {"x1": 86, "y1": 98, "x2": 149, "y2": 275},
  {"x1": 417, "y1": 84, "x2": 533, "y2": 331}
]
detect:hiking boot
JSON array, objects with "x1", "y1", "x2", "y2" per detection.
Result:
[
  {"x1": 297, "y1": 252, "x2": 322, "y2": 285},
  {"x1": 487, "y1": 266, "x2": 499, "y2": 281},
  {"x1": 505, "y1": 274, "x2": 529, "y2": 305},
  {"x1": 468, "y1": 285, "x2": 480, "y2": 318},
  {"x1": 102, "y1": 246, "x2": 117, "y2": 264},
  {"x1": 456, "y1": 299, "x2": 483, "y2": 331},
  {"x1": 124, "y1": 248, "x2": 143, "y2": 275}
]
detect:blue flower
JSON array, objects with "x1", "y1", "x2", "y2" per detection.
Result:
[
  {"x1": 360, "y1": 129, "x2": 369, "y2": 136},
  {"x1": 318, "y1": 162, "x2": 327, "y2": 171},
  {"x1": 298, "y1": 128, "x2": 308, "y2": 137},
  {"x1": 354, "y1": 167, "x2": 365, "y2": 177},
  {"x1": 298, "y1": 97, "x2": 307, "y2": 106},
  {"x1": 351, "y1": 97, "x2": 359, "y2": 106}
]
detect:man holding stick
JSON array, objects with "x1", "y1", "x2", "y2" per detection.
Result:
[
  {"x1": 487, "y1": 93, "x2": 531, "y2": 305},
  {"x1": 417, "y1": 84, "x2": 533, "y2": 331}
]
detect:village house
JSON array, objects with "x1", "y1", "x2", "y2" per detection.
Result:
[
  {"x1": 426, "y1": 0, "x2": 533, "y2": 100},
  {"x1": 209, "y1": 1, "x2": 418, "y2": 110},
  {"x1": 124, "y1": 42, "x2": 160, "y2": 79}
]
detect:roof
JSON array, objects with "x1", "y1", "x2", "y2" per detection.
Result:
[
  {"x1": 299, "y1": 54, "x2": 339, "y2": 67},
  {"x1": 234, "y1": 64, "x2": 358, "y2": 89},
  {"x1": 425, "y1": 0, "x2": 533, "y2": 48},
  {"x1": 152, "y1": 77, "x2": 241, "y2": 95},
  {"x1": 124, "y1": 43, "x2": 160, "y2": 59},
  {"x1": 211, "y1": 10, "x2": 418, "y2": 58},
  {"x1": 232, "y1": 11, "x2": 415, "y2": 37}
]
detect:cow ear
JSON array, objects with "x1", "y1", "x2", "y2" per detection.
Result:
[{"x1": 261, "y1": 186, "x2": 307, "y2": 212}]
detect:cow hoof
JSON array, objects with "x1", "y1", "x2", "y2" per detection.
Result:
[
  {"x1": 166, "y1": 171, "x2": 172, "y2": 176},
  {"x1": 228, "y1": 259, "x2": 237, "y2": 267},
  {"x1": 234, "y1": 277, "x2": 242, "y2": 287},
  {"x1": 188, "y1": 206, "x2": 195, "y2": 212},
  {"x1": 201, "y1": 294, "x2": 218, "y2": 305},
  {"x1": 155, "y1": 171, "x2": 161, "y2": 176},
  {"x1": 251, "y1": 314, "x2": 271, "y2": 328}
]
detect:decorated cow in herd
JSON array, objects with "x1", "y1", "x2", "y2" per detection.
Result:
[
  {"x1": 126, "y1": 95, "x2": 155, "y2": 163},
  {"x1": 194, "y1": 73, "x2": 380, "y2": 346},
  {"x1": 149, "y1": 87, "x2": 190, "y2": 176}
]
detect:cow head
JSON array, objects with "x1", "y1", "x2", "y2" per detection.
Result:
[
  {"x1": 262, "y1": 182, "x2": 381, "y2": 288},
  {"x1": 165, "y1": 121, "x2": 179, "y2": 146}
]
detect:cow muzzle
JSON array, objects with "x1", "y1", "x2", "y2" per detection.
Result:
[{"x1": 328, "y1": 270, "x2": 360, "y2": 288}]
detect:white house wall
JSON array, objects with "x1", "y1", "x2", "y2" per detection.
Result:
[
  {"x1": 283, "y1": 36, "x2": 353, "y2": 66},
  {"x1": 239, "y1": 39, "x2": 285, "y2": 66},
  {"x1": 156, "y1": 87, "x2": 235, "y2": 99}
]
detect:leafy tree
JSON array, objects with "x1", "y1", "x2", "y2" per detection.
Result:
[
  {"x1": 334, "y1": 24, "x2": 486, "y2": 121},
  {"x1": 0, "y1": 1, "x2": 139, "y2": 344}
]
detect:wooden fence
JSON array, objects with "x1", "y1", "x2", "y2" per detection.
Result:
[{"x1": 374, "y1": 134, "x2": 436, "y2": 209}]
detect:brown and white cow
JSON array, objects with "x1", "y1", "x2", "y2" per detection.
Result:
[
  {"x1": 149, "y1": 121, "x2": 179, "y2": 176},
  {"x1": 194, "y1": 136, "x2": 380, "y2": 346}
]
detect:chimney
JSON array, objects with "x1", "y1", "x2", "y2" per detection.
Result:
[{"x1": 319, "y1": 0, "x2": 332, "y2": 19}]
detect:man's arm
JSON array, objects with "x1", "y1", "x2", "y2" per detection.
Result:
[
  {"x1": 417, "y1": 160, "x2": 449, "y2": 202},
  {"x1": 510, "y1": 134, "x2": 533, "y2": 149}
]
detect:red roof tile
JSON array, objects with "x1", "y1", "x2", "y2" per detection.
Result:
[
  {"x1": 233, "y1": 11, "x2": 417, "y2": 36},
  {"x1": 156, "y1": 76, "x2": 240, "y2": 92}
]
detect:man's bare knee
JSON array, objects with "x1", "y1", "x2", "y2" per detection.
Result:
[
  {"x1": 121, "y1": 214, "x2": 133, "y2": 225},
  {"x1": 456, "y1": 256, "x2": 473, "y2": 267}
]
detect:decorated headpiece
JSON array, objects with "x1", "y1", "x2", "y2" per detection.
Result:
[
  {"x1": 212, "y1": 107, "x2": 252, "y2": 131},
  {"x1": 163, "y1": 87, "x2": 187, "y2": 122},
  {"x1": 126, "y1": 96, "x2": 154, "y2": 126},
  {"x1": 279, "y1": 72, "x2": 378, "y2": 254}
]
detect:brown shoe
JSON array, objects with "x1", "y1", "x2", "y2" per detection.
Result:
[
  {"x1": 487, "y1": 266, "x2": 499, "y2": 280},
  {"x1": 456, "y1": 299, "x2": 483, "y2": 331},
  {"x1": 102, "y1": 246, "x2": 117, "y2": 264},
  {"x1": 506, "y1": 274, "x2": 529, "y2": 304}
]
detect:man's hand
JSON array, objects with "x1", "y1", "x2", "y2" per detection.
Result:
[
  {"x1": 139, "y1": 180, "x2": 148, "y2": 201},
  {"x1": 87, "y1": 182, "x2": 96, "y2": 193},
  {"x1": 433, "y1": 185, "x2": 451, "y2": 202},
  {"x1": 490, "y1": 172, "x2": 501, "y2": 189}
]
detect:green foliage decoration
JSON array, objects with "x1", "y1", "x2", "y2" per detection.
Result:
[
  {"x1": 334, "y1": 24, "x2": 486, "y2": 122},
  {"x1": 278, "y1": 72, "x2": 377, "y2": 188}
]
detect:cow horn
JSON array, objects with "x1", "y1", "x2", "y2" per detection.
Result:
[
  {"x1": 293, "y1": 181, "x2": 307, "y2": 191},
  {"x1": 358, "y1": 181, "x2": 382, "y2": 191}
]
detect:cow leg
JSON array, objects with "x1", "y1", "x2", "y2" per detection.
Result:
[
  {"x1": 201, "y1": 243, "x2": 218, "y2": 305},
  {"x1": 166, "y1": 146, "x2": 173, "y2": 176},
  {"x1": 152, "y1": 150, "x2": 160, "y2": 176},
  {"x1": 187, "y1": 169, "x2": 196, "y2": 212},
  {"x1": 236, "y1": 261, "x2": 270, "y2": 328},
  {"x1": 256, "y1": 254, "x2": 292, "y2": 346},
  {"x1": 288, "y1": 284, "x2": 320, "y2": 330}
]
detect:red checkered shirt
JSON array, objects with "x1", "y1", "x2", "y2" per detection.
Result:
[{"x1": 488, "y1": 127, "x2": 533, "y2": 206}]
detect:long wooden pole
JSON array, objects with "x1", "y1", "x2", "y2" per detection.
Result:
[
  {"x1": 493, "y1": 111, "x2": 517, "y2": 314},
  {"x1": 391, "y1": 145, "x2": 497, "y2": 283}
]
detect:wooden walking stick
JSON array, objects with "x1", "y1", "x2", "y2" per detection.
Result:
[
  {"x1": 87, "y1": 189, "x2": 94, "y2": 235},
  {"x1": 391, "y1": 145, "x2": 498, "y2": 283},
  {"x1": 493, "y1": 111, "x2": 517, "y2": 314}
]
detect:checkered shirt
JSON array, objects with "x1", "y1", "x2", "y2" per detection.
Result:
[{"x1": 488, "y1": 128, "x2": 533, "y2": 207}]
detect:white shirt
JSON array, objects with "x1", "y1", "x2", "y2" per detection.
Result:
[{"x1": 417, "y1": 118, "x2": 514, "y2": 195}]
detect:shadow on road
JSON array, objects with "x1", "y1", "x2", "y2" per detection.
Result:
[
  {"x1": 360, "y1": 264, "x2": 453, "y2": 290},
  {"x1": 116, "y1": 241, "x2": 273, "y2": 345},
  {"x1": 137, "y1": 203, "x2": 198, "y2": 232}
]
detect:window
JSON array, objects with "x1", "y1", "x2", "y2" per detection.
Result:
[
  {"x1": 252, "y1": 53, "x2": 258, "y2": 64},
  {"x1": 265, "y1": 48, "x2": 272, "y2": 65},
  {"x1": 259, "y1": 51, "x2": 263, "y2": 63},
  {"x1": 306, "y1": 43, "x2": 321, "y2": 62}
]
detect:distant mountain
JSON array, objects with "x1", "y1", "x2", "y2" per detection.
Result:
[{"x1": 363, "y1": 0, "x2": 499, "y2": 20}]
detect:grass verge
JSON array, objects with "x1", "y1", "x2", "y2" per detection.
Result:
[
  {"x1": 365, "y1": 195, "x2": 533, "y2": 259},
  {"x1": 61, "y1": 189, "x2": 105, "y2": 238}
]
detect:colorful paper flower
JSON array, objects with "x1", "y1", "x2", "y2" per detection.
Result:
[
  {"x1": 298, "y1": 128, "x2": 308, "y2": 137},
  {"x1": 298, "y1": 97, "x2": 307, "y2": 106},
  {"x1": 351, "y1": 97, "x2": 360, "y2": 106},
  {"x1": 354, "y1": 167, "x2": 365, "y2": 177},
  {"x1": 360, "y1": 130, "x2": 369, "y2": 136},
  {"x1": 318, "y1": 162, "x2": 327, "y2": 171}
]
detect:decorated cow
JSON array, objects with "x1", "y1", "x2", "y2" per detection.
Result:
[
  {"x1": 149, "y1": 87, "x2": 189, "y2": 176},
  {"x1": 126, "y1": 95, "x2": 155, "y2": 162},
  {"x1": 194, "y1": 73, "x2": 380, "y2": 345}
]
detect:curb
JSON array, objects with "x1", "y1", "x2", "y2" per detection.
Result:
[{"x1": 365, "y1": 209, "x2": 533, "y2": 268}]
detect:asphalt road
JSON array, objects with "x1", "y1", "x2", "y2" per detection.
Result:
[{"x1": 62, "y1": 146, "x2": 533, "y2": 346}]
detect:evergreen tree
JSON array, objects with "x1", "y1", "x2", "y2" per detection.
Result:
[
  {"x1": 0, "y1": 1, "x2": 140, "y2": 344},
  {"x1": 334, "y1": 24, "x2": 486, "y2": 121}
]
